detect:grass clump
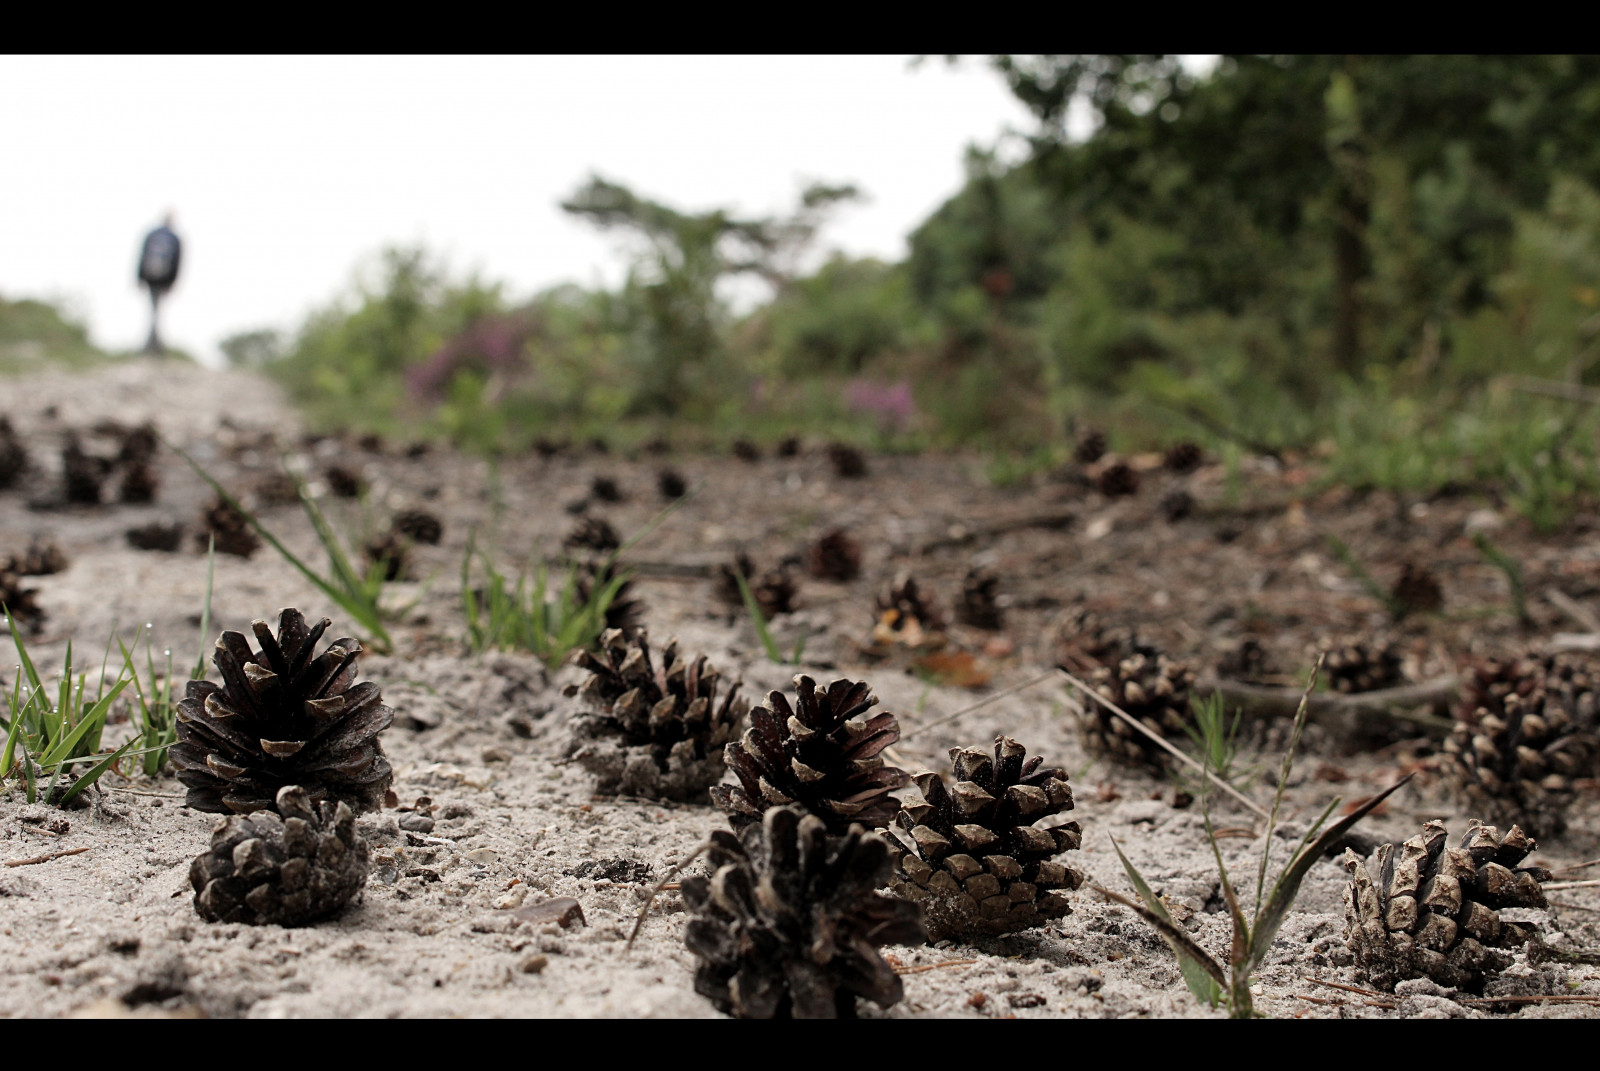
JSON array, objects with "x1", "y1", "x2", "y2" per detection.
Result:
[
  {"x1": 1099, "y1": 659, "x2": 1411, "y2": 1018},
  {"x1": 1, "y1": 611, "x2": 135, "y2": 805},
  {"x1": 732, "y1": 570, "x2": 807, "y2": 666},
  {"x1": 461, "y1": 534, "x2": 632, "y2": 669}
]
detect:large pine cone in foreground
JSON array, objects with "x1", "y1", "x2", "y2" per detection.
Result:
[
  {"x1": 1443, "y1": 652, "x2": 1600, "y2": 837},
  {"x1": 711, "y1": 675, "x2": 907, "y2": 834},
  {"x1": 1079, "y1": 647, "x2": 1196, "y2": 773},
  {"x1": 563, "y1": 629, "x2": 747, "y2": 801},
  {"x1": 891, "y1": 737, "x2": 1084, "y2": 940},
  {"x1": 171, "y1": 609, "x2": 394, "y2": 814},
  {"x1": 189, "y1": 784, "x2": 369, "y2": 926},
  {"x1": 1343, "y1": 820, "x2": 1549, "y2": 991},
  {"x1": 683, "y1": 805, "x2": 925, "y2": 1018}
]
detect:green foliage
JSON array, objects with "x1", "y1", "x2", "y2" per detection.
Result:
[
  {"x1": 1099, "y1": 665, "x2": 1412, "y2": 1017},
  {"x1": 116, "y1": 541, "x2": 215, "y2": 778},
  {"x1": 1, "y1": 613, "x2": 135, "y2": 805},
  {"x1": 460, "y1": 534, "x2": 630, "y2": 668},
  {"x1": 1180, "y1": 692, "x2": 1246, "y2": 792},
  {"x1": 1472, "y1": 531, "x2": 1530, "y2": 626},
  {"x1": 0, "y1": 295, "x2": 107, "y2": 372}
]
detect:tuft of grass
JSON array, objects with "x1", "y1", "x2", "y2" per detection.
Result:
[
  {"x1": 1179, "y1": 691, "x2": 1250, "y2": 793},
  {"x1": 1326, "y1": 535, "x2": 1407, "y2": 620},
  {"x1": 732, "y1": 570, "x2": 807, "y2": 665},
  {"x1": 169, "y1": 441, "x2": 396, "y2": 653},
  {"x1": 1, "y1": 610, "x2": 135, "y2": 805},
  {"x1": 1098, "y1": 658, "x2": 1412, "y2": 1018},
  {"x1": 461, "y1": 533, "x2": 631, "y2": 669},
  {"x1": 1471, "y1": 531, "x2": 1530, "y2": 626},
  {"x1": 115, "y1": 539, "x2": 217, "y2": 778}
]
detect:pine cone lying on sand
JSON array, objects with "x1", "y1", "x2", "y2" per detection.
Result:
[
  {"x1": 1343, "y1": 819, "x2": 1549, "y2": 991},
  {"x1": 657, "y1": 467, "x2": 687, "y2": 500},
  {"x1": 1163, "y1": 441, "x2": 1204, "y2": 473},
  {"x1": 890, "y1": 737, "x2": 1084, "y2": 940},
  {"x1": 4, "y1": 538, "x2": 67, "y2": 576},
  {"x1": 189, "y1": 784, "x2": 368, "y2": 926},
  {"x1": 171, "y1": 609, "x2": 394, "y2": 814},
  {"x1": 1442, "y1": 652, "x2": 1600, "y2": 837},
  {"x1": 197, "y1": 496, "x2": 260, "y2": 558},
  {"x1": 392, "y1": 508, "x2": 442, "y2": 545},
  {"x1": 1074, "y1": 429, "x2": 1106, "y2": 464},
  {"x1": 1079, "y1": 647, "x2": 1197, "y2": 772},
  {"x1": 715, "y1": 553, "x2": 800, "y2": 618},
  {"x1": 61, "y1": 433, "x2": 111, "y2": 504},
  {"x1": 1391, "y1": 561, "x2": 1444, "y2": 616},
  {"x1": 565, "y1": 516, "x2": 621, "y2": 553},
  {"x1": 0, "y1": 568, "x2": 45, "y2": 633},
  {"x1": 683, "y1": 805, "x2": 924, "y2": 1018},
  {"x1": 805, "y1": 528, "x2": 861, "y2": 582},
  {"x1": 826, "y1": 442, "x2": 868, "y2": 479},
  {"x1": 126, "y1": 521, "x2": 184, "y2": 552},
  {"x1": 1096, "y1": 461, "x2": 1140, "y2": 497},
  {"x1": 712, "y1": 675, "x2": 907, "y2": 834},
  {"x1": 875, "y1": 571, "x2": 946, "y2": 640},
  {"x1": 957, "y1": 567, "x2": 1003, "y2": 631},
  {"x1": 1324, "y1": 640, "x2": 1405, "y2": 694},
  {"x1": 564, "y1": 629, "x2": 746, "y2": 801},
  {"x1": 0, "y1": 417, "x2": 28, "y2": 489}
]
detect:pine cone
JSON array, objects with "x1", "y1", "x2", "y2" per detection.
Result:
[
  {"x1": 393, "y1": 508, "x2": 442, "y2": 545},
  {"x1": 1160, "y1": 488, "x2": 1195, "y2": 522},
  {"x1": 61, "y1": 433, "x2": 110, "y2": 504},
  {"x1": 563, "y1": 630, "x2": 746, "y2": 800},
  {"x1": 877, "y1": 571, "x2": 945, "y2": 632},
  {"x1": 4, "y1": 538, "x2": 67, "y2": 576},
  {"x1": 1216, "y1": 638, "x2": 1274, "y2": 684},
  {"x1": 363, "y1": 531, "x2": 411, "y2": 581},
  {"x1": 732, "y1": 439, "x2": 761, "y2": 463},
  {"x1": 0, "y1": 568, "x2": 45, "y2": 634},
  {"x1": 197, "y1": 496, "x2": 260, "y2": 558},
  {"x1": 1163, "y1": 441, "x2": 1204, "y2": 473},
  {"x1": 1096, "y1": 461, "x2": 1140, "y2": 497},
  {"x1": 126, "y1": 522, "x2": 184, "y2": 552},
  {"x1": 590, "y1": 475, "x2": 624, "y2": 503},
  {"x1": 715, "y1": 554, "x2": 798, "y2": 618},
  {"x1": 565, "y1": 516, "x2": 620, "y2": 553},
  {"x1": 1343, "y1": 820, "x2": 1549, "y2": 991},
  {"x1": 776, "y1": 436, "x2": 802, "y2": 458},
  {"x1": 712, "y1": 675, "x2": 908, "y2": 834},
  {"x1": 826, "y1": 442, "x2": 868, "y2": 479},
  {"x1": 115, "y1": 422, "x2": 159, "y2": 464},
  {"x1": 1443, "y1": 652, "x2": 1600, "y2": 837},
  {"x1": 323, "y1": 464, "x2": 364, "y2": 499},
  {"x1": 170, "y1": 609, "x2": 394, "y2": 814},
  {"x1": 805, "y1": 528, "x2": 861, "y2": 582},
  {"x1": 890, "y1": 737, "x2": 1084, "y2": 940},
  {"x1": 189, "y1": 784, "x2": 369, "y2": 926},
  {"x1": 1324, "y1": 640, "x2": 1405, "y2": 694},
  {"x1": 118, "y1": 459, "x2": 159, "y2": 503},
  {"x1": 255, "y1": 472, "x2": 302, "y2": 506},
  {"x1": 1051, "y1": 604, "x2": 1134, "y2": 672},
  {"x1": 657, "y1": 467, "x2": 687, "y2": 500},
  {"x1": 957, "y1": 568, "x2": 1003, "y2": 631},
  {"x1": 1074, "y1": 429, "x2": 1106, "y2": 464},
  {"x1": 1391, "y1": 562, "x2": 1444, "y2": 616},
  {"x1": 1080, "y1": 648, "x2": 1196, "y2": 772},
  {"x1": 683, "y1": 806, "x2": 924, "y2": 1018},
  {"x1": 0, "y1": 417, "x2": 28, "y2": 489}
]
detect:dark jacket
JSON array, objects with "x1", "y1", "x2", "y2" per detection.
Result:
[{"x1": 138, "y1": 226, "x2": 182, "y2": 291}]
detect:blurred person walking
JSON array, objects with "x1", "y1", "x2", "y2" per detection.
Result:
[{"x1": 137, "y1": 212, "x2": 181, "y2": 355}]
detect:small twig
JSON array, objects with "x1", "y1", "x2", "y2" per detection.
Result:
[
  {"x1": 626, "y1": 840, "x2": 712, "y2": 952},
  {"x1": 1544, "y1": 879, "x2": 1600, "y2": 891},
  {"x1": 21, "y1": 825, "x2": 60, "y2": 837},
  {"x1": 1195, "y1": 675, "x2": 1457, "y2": 733},
  {"x1": 1058, "y1": 667, "x2": 1270, "y2": 820},
  {"x1": 1545, "y1": 588, "x2": 1600, "y2": 633},
  {"x1": 895, "y1": 959, "x2": 978, "y2": 975},
  {"x1": 107, "y1": 787, "x2": 185, "y2": 798},
  {"x1": 1552, "y1": 858, "x2": 1600, "y2": 876},
  {"x1": 900, "y1": 670, "x2": 1060, "y2": 741},
  {"x1": 5, "y1": 846, "x2": 91, "y2": 868},
  {"x1": 1303, "y1": 977, "x2": 1394, "y2": 1001},
  {"x1": 1551, "y1": 632, "x2": 1600, "y2": 653},
  {"x1": 1459, "y1": 994, "x2": 1600, "y2": 1007},
  {"x1": 1548, "y1": 900, "x2": 1600, "y2": 914}
]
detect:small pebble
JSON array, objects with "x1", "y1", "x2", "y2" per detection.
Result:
[
  {"x1": 494, "y1": 887, "x2": 528, "y2": 910},
  {"x1": 516, "y1": 897, "x2": 586, "y2": 929},
  {"x1": 481, "y1": 747, "x2": 512, "y2": 764},
  {"x1": 517, "y1": 953, "x2": 549, "y2": 974},
  {"x1": 398, "y1": 813, "x2": 435, "y2": 833},
  {"x1": 464, "y1": 848, "x2": 499, "y2": 865}
]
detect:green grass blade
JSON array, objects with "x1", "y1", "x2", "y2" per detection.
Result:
[
  {"x1": 1096, "y1": 885, "x2": 1227, "y2": 991},
  {"x1": 733, "y1": 571, "x2": 782, "y2": 663},
  {"x1": 40, "y1": 678, "x2": 130, "y2": 765},
  {"x1": 56, "y1": 738, "x2": 137, "y2": 805},
  {"x1": 192, "y1": 535, "x2": 216, "y2": 680},
  {"x1": 1253, "y1": 772, "x2": 1413, "y2": 959},
  {"x1": 1257, "y1": 655, "x2": 1321, "y2": 914},
  {"x1": 1110, "y1": 837, "x2": 1225, "y2": 1005}
]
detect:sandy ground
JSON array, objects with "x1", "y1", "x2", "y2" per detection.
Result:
[{"x1": 2, "y1": 360, "x2": 1597, "y2": 1018}]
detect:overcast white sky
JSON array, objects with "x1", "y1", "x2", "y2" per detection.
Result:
[{"x1": 1, "y1": 55, "x2": 1060, "y2": 365}]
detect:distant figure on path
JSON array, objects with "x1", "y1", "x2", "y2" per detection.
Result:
[{"x1": 137, "y1": 213, "x2": 182, "y2": 355}]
